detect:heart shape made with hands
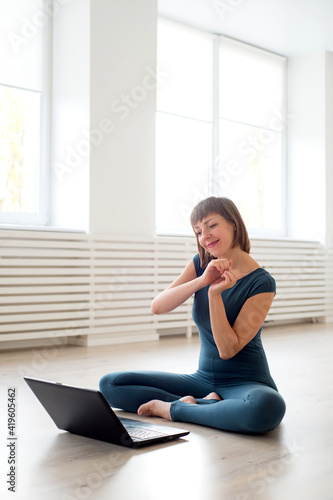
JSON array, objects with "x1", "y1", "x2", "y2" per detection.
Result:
[{"x1": 208, "y1": 258, "x2": 242, "y2": 290}]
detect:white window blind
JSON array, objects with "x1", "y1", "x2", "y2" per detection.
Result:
[
  {"x1": 218, "y1": 38, "x2": 286, "y2": 236},
  {"x1": 156, "y1": 19, "x2": 214, "y2": 235},
  {"x1": 0, "y1": 0, "x2": 49, "y2": 225},
  {"x1": 156, "y1": 19, "x2": 287, "y2": 237}
]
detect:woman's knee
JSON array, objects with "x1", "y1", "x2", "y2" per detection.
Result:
[
  {"x1": 99, "y1": 371, "x2": 155, "y2": 412},
  {"x1": 99, "y1": 372, "x2": 125, "y2": 405},
  {"x1": 99, "y1": 373, "x2": 115, "y2": 392},
  {"x1": 245, "y1": 388, "x2": 286, "y2": 434}
]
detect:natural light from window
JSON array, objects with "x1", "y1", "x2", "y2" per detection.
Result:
[
  {"x1": 0, "y1": 0, "x2": 48, "y2": 225},
  {"x1": 156, "y1": 18, "x2": 286, "y2": 237},
  {"x1": 156, "y1": 19, "x2": 214, "y2": 235},
  {"x1": 0, "y1": 85, "x2": 41, "y2": 215}
]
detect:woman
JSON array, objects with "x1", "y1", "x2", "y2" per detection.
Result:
[{"x1": 99, "y1": 197, "x2": 286, "y2": 434}]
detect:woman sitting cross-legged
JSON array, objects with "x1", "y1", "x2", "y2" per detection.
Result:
[{"x1": 99, "y1": 196, "x2": 286, "y2": 435}]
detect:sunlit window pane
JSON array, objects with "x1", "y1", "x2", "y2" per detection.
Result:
[
  {"x1": 219, "y1": 39, "x2": 285, "y2": 129},
  {"x1": 0, "y1": 0, "x2": 44, "y2": 92},
  {"x1": 156, "y1": 19, "x2": 286, "y2": 237},
  {"x1": 0, "y1": 0, "x2": 48, "y2": 225},
  {"x1": 219, "y1": 119, "x2": 283, "y2": 233},
  {"x1": 157, "y1": 18, "x2": 214, "y2": 122},
  {"x1": 0, "y1": 85, "x2": 41, "y2": 214},
  {"x1": 156, "y1": 113, "x2": 212, "y2": 235}
]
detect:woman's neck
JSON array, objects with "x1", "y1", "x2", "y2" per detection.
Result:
[{"x1": 224, "y1": 248, "x2": 260, "y2": 276}]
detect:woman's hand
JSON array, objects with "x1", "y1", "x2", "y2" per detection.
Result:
[
  {"x1": 199, "y1": 258, "x2": 238, "y2": 290},
  {"x1": 200, "y1": 258, "x2": 240, "y2": 294},
  {"x1": 199, "y1": 258, "x2": 229, "y2": 287},
  {"x1": 208, "y1": 267, "x2": 241, "y2": 295}
]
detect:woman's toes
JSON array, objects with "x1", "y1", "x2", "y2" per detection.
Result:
[
  {"x1": 138, "y1": 400, "x2": 156, "y2": 416},
  {"x1": 203, "y1": 392, "x2": 222, "y2": 401},
  {"x1": 179, "y1": 395, "x2": 197, "y2": 404},
  {"x1": 137, "y1": 400, "x2": 172, "y2": 420}
]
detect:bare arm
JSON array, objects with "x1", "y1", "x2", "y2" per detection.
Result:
[
  {"x1": 151, "y1": 260, "x2": 203, "y2": 315},
  {"x1": 151, "y1": 256, "x2": 234, "y2": 315},
  {"x1": 208, "y1": 268, "x2": 275, "y2": 359}
]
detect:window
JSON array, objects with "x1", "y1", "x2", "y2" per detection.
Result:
[
  {"x1": 218, "y1": 38, "x2": 286, "y2": 236},
  {"x1": 156, "y1": 19, "x2": 214, "y2": 235},
  {"x1": 0, "y1": 0, "x2": 50, "y2": 225},
  {"x1": 156, "y1": 19, "x2": 287, "y2": 237}
]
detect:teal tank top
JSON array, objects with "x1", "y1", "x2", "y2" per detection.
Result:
[{"x1": 192, "y1": 254, "x2": 278, "y2": 389}]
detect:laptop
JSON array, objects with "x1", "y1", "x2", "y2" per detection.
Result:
[{"x1": 24, "y1": 377, "x2": 189, "y2": 448}]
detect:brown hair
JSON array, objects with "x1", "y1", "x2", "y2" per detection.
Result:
[{"x1": 190, "y1": 196, "x2": 251, "y2": 268}]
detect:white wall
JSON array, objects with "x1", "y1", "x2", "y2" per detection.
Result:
[
  {"x1": 287, "y1": 50, "x2": 333, "y2": 244},
  {"x1": 89, "y1": 0, "x2": 157, "y2": 236},
  {"x1": 325, "y1": 52, "x2": 333, "y2": 323},
  {"x1": 50, "y1": 0, "x2": 90, "y2": 231},
  {"x1": 325, "y1": 51, "x2": 333, "y2": 248},
  {"x1": 50, "y1": 2, "x2": 333, "y2": 246},
  {"x1": 287, "y1": 52, "x2": 326, "y2": 242},
  {"x1": 50, "y1": 0, "x2": 157, "y2": 235}
]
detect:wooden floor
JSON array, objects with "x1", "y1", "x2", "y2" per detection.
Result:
[{"x1": 1, "y1": 322, "x2": 333, "y2": 500}]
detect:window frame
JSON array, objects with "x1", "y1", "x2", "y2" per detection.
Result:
[
  {"x1": 218, "y1": 35, "x2": 287, "y2": 238},
  {"x1": 155, "y1": 17, "x2": 217, "y2": 236},
  {"x1": 155, "y1": 18, "x2": 287, "y2": 239},
  {"x1": 0, "y1": 3, "x2": 51, "y2": 227}
]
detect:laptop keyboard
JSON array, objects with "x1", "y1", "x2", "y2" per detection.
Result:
[{"x1": 125, "y1": 426, "x2": 166, "y2": 442}]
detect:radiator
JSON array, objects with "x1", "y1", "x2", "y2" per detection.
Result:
[{"x1": 0, "y1": 229, "x2": 330, "y2": 348}]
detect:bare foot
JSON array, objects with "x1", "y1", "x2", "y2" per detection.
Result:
[
  {"x1": 179, "y1": 395, "x2": 197, "y2": 404},
  {"x1": 137, "y1": 400, "x2": 172, "y2": 420},
  {"x1": 203, "y1": 392, "x2": 222, "y2": 401}
]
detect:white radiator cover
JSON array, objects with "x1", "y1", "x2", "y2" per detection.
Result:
[{"x1": 0, "y1": 230, "x2": 332, "y2": 348}]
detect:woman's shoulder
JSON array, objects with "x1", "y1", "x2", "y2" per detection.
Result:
[
  {"x1": 193, "y1": 253, "x2": 204, "y2": 277},
  {"x1": 243, "y1": 267, "x2": 276, "y2": 295}
]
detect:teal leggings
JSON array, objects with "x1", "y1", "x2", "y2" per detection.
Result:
[{"x1": 99, "y1": 370, "x2": 286, "y2": 435}]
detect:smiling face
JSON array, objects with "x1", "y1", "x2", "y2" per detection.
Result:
[
  {"x1": 190, "y1": 197, "x2": 251, "y2": 268},
  {"x1": 193, "y1": 213, "x2": 237, "y2": 258}
]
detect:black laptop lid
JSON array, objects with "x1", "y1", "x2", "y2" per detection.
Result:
[{"x1": 24, "y1": 377, "x2": 132, "y2": 447}]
